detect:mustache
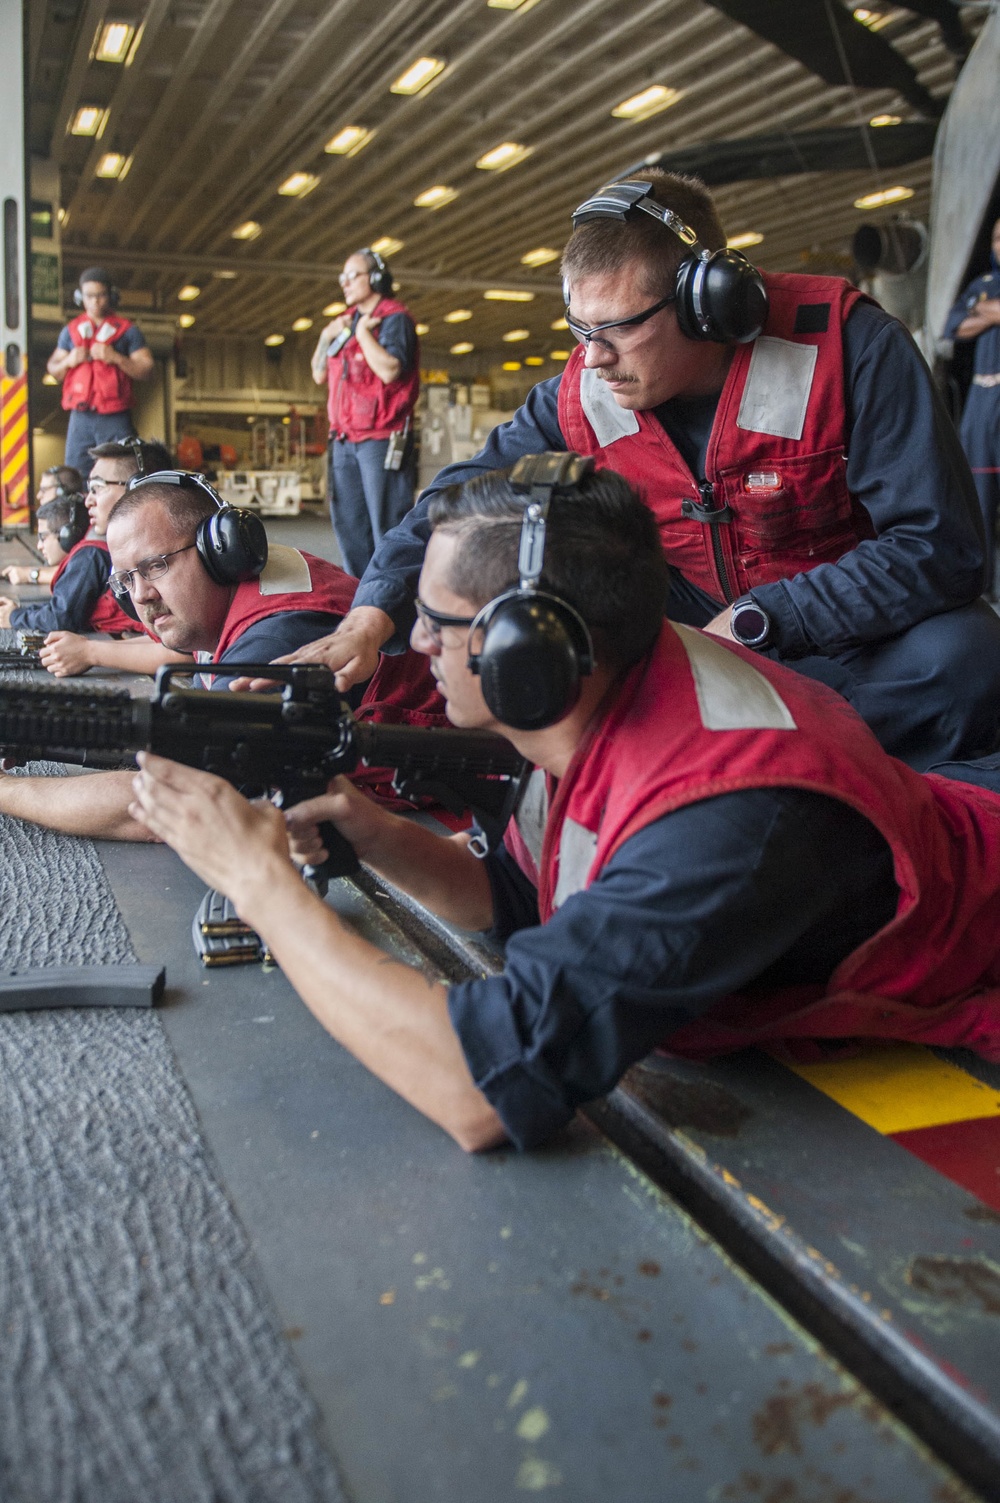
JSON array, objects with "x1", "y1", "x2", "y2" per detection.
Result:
[{"x1": 597, "y1": 370, "x2": 639, "y2": 384}]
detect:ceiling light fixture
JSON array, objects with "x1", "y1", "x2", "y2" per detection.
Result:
[
  {"x1": 611, "y1": 85, "x2": 683, "y2": 122},
  {"x1": 444, "y1": 309, "x2": 473, "y2": 323},
  {"x1": 325, "y1": 126, "x2": 375, "y2": 156},
  {"x1": 95, "y1": 152, "x2": 129, "y2": 179},
  {"x1": 177, "y1": 285, "x2": 201, "y2": 302},
  {"x1": 415, "y1": 322, "x2": 430, "y2": 335},
  {"x1": 476, "y1": 141, "x2": 533, "y2": 172},
  {"x1": 550, "y1": 316, "x2": 568, "y2": 331},
  {"x1": 232, "y1": 220, "x2": 262, "y2": 240},
  {"x1": 322, "y1": 300, "x2": 346, "y2": 315},
  {"x1": 414, "y1": 185, "x2": 458, "y2": 209},
  {"x1": 70, "y1": 106, "x2": 109, "y2": 137},
  {"x1": 292, "y1": 317, "x2": 314, "y2": 331},
  {"x1": 264, "y1": 334, "x2": 285, "y2": 346},
  {"x1": 93, "y1": 21, "x2": 135, "y2": 63},
  {"x1": 212, "y1": 269, "x2": 238, "y2": 279},
  {"x1": 521, "y1": 247, "x2": 559, "y2": 267},
  {"x1": 484, "y1": 289, "x2": 534, "y2": 302},
  {"x1": 869, "y1": 114, "x2": 902, "y2": 127},
  {"x1": 487, "y1": 0, "x2": 540, "y2": 9},
  {"x1": 391, "y1": 57, "x2": 445, "y2": 95},
  {"x1": 42, "y1": 373, "x2": 58, "y2": 386},
  {"x1": 853, "y1": 185, "x2": 914, "y2": 209},
  {"x1": 502, "y1": 329, "x2": 530, "y2": 342},
  {"x1": 278, "y1": 171, "x2": 320, "y2": 197},
  {"x1": 501, "y1": 361, "x2": 522, "y2": 371},
  {"x1": 524, "y1": 356, "x2": 544, "y2": 366},
  {"x1": 853, "y1": 8, "x2": 891, "y2": 28},
  {"x1": 726, "y1": 231, "x2": 764, "y2": 250},
  {"x1": 370, "y1": 235, "x2": 404, "y2": 257},
  {"x1": 450, "y1": 342, "x2": 474, "y2": 355},
  {"x1": 550, "y1": 349, "x2": 570, "y2": 360},
  {"x1": 178, "y1": 313, "x2": 196, "y2": 328}
]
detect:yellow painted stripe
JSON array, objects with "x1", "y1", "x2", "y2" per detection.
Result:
[
  {"x1": 2, "y1": 445, "x2": 28, "y2": 487},
  {"x1": 1, "y1": 390, "x2": 26, "y2": 423},
  {"x1": 788, "y1": 1043, "x2": 1000, "y2": 1134},
  {"x1": 2, "y1": 410, "x2": 28, "y2": 452}
]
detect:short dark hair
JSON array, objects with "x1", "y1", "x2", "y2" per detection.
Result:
[
  {"x1": 37, "y1": 494, "x2": 86, "y2": 534},
  {"x1": 78, "y1": 267, "x2": 115, "y2": 291},
  {"x1": 88, "y1": 439, "x2": 173, "y2": 480},
  {"x1": 561, "y1": 169, "x2": 727, "y2": 299},
  {"x1": 427, "y1": 461, "x2": 668, "y2": 669},
  {"x1": 43, "y1": 463, "x2": 84, "y2": 495},
  {"x1": 106, "y1": 481, "x2": 216, "y2": 538}
]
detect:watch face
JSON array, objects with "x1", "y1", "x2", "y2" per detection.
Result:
[{"x1": 733, "y1": 602, "x2": 769, "y2": 645}]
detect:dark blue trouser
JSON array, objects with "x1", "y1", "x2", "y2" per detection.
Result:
[
  {"x1": 779, "y1": 600, "x2": 1000, "y2": 771},
  {"x1": 329, "y1": 437, "x2": 415, "y2": 580},
  {"x1": 65, "y1": 409, "x2": 137, "y2": 480},
  {"x1": 960, "y1": 384, "x2": 1000, "y2": 595}
]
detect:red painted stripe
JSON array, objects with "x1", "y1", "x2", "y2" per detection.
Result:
[{"x1": 891, "y1": 1116, "x2": 1000, "y2": 1212}]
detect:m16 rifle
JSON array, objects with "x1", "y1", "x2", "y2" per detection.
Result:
[{"x1": 0, "y1": 662, "x2": 529, "y2": 882}]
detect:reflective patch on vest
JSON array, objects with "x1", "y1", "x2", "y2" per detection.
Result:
[
  {"x1": 580, "y1": 367, "x2": 640, "y2": 446},
  {"x1": 76, "y1": 319, "x2": 94, "y2": 340},
  {"x1": 94, "y1": 320, "x2": 118, "y2": 343},
  {"x1": 553, "y1": 817, "x2": 599, "y2": 909},
  {"x1": 674, "y1": 623, "x2": 797, "y2": 731},
  {"x1": 735, "y1": 336, "x2": 818, "y2": 442},
  {"x1": 516, "y1": 767, "x2": 548, "y2": 870},
  {"x1": 258, "y1": 544, "x2": 312, "y2": 596}
]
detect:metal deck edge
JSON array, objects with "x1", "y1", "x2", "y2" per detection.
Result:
[
  {"x1": 341, "y1": 869, "x2": 998, "y2": 1500},
  {"x1": 585, "y1": 1089, "x2": 1000, "y2": 1503}
]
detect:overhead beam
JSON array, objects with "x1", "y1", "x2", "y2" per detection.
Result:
[{"x1": 59, "y1": 244, "x2": 561, "y2": 296}]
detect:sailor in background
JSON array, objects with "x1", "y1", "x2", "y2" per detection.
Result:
[
  {"x1": 311, "y1": 249, "x2": 420, "y2": 580},
  {"x1": 945, "y1": 218, "x2": 1000, "y2": 597},
  {"x1": 46, "y1": 268, "x2": 154, "y2": 480}
]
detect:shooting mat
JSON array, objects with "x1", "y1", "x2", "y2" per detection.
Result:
[{"x1": 0, "y1": 772, "x2": 345, "y2": 1503}]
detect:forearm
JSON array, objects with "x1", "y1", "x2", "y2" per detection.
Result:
[
  {"x1": 311, "y1": 335, "x2": 332, "y2": 384},
  {"x1": 237, "y1": 854, "x2": 505, "y2": 1150},
  {"x1": 117, "y1": 347, "x2": 154, "y2": 380},
  {"x1": 86, "y1": 638, "x2": 194, "y2": 675},
  {"x1": 0, "y1": 769, "x2": 156, "y2": 841},
  {"x1": 359, "y1": 816, "x2": 495, "y2": 930},
  {"x1": 47, "y1": 349, "x2": 72, "y2": 379},
  {"x1": 355, "y1": 327, "x2": 401, "y2": 384},
  {"x1": 954, "y1": 313, "x2": 993, "y2": 340}
]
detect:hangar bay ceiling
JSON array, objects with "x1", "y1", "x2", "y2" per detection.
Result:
[{"x1": 29, "y1": 0, "x2": 983, "y2": 364}]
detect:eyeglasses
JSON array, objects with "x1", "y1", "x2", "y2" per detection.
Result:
[
  {"x1": 414, "y1": 597, "x2": 477, "y2": 646},
  {"x1": 36, "y1": 531, "x2": 53, "y2": 546},
  {"x1": 338, "y1": 269, "x2": 368, "y2": 287},
  {"x1": 564, "y1": 292, "x2": 676, "y2": 352},
  {"x1": 87, "y1": 476, "x2": 127, "y2": 496},
  {"x1": 109, "y1": 543, "x2": 197, "y2": 596}
]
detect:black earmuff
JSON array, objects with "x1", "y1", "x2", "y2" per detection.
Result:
[
  {"x1": 73, "y1": 268, "x2": 121, "y2": 310},
  {"x1": 467, "y1": 452, "x2": 595, "y2": 732},
  {"x1": 195, "y1": 501, "x2": 269, "y2": 586},
  {"x1": 361, "y1": 247, "x2": 394, "y2": 298},
  {"x1": 56, "y1": 496, "x2": 90, "y2": 553},
  {"x1": 122, "y1": 470, "x2": 268, "y2": 587},
  {"x1": 571, "y1": 180, "x2": 768, "y2": 344}
]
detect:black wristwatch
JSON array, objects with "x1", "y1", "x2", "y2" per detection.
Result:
[{"x1": 729, "y1": 594, "x2": 771, "y2": 649}]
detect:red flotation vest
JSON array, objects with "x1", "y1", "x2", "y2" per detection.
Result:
[
  {"x1": 327, "y1": 298, "x2": 420, "y2": 442},
  {"x1": 558, "y1": 271, "x2": 876, "y2": 604},
  {"x1": 61, "y1": 313, "x2": 135, "y2": 414},
  {"x1": 506, "y1": 623, "x2": 1000, "y2": 1060},
  {"x1": 50, "y1": 537, "x2": 140, "y2": 635}
]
